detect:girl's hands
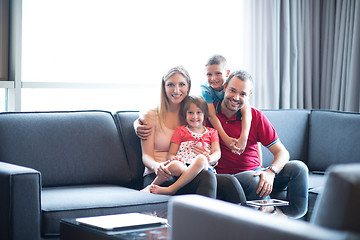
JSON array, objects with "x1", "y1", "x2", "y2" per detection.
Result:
[{"x1": 192, "y1": 145, "x2": 211, "y2": 162}]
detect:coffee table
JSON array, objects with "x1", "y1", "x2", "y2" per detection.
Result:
[{"x1": 60, "y1": 211, "x2": 168, "y2": 240}]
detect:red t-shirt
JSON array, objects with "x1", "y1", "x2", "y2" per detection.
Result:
[
  {"x1": 171, "y1": 126, "x2": 219, "y2": 146},
  {"x1": 210, "y1": 101, "x2": 278, "y2": 174}
]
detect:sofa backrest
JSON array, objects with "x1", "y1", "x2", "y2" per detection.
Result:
[
  {"x1": 308, "y1": 110, "x2": 360, "y2": 171},
  {"x1": 261, "y1": 109, "x2": 310, "y2": 167},
  {"x1": 311, "y1": 163, "x2": 360, "y2": 234},
  {"x1": 0, "y1": 111, "x2": 132, "y2": 187},
  {"x1": 114, "y1": 111, "x2": 144, "y2": 189}
]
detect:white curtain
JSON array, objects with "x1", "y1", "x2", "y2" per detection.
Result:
[{"x1": 246, "y1": 0, "x2": 360, "y2": 112}]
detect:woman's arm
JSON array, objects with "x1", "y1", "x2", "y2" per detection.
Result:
[
  {"x1": 140, "y1": 113, "x2": 171, "y2": 179},
  {"x1": 140, "y1": 120, "x2": 158, "y2": 172}
]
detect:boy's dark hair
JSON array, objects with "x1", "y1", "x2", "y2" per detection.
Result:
[
  {"x1": 182, "y1": 96, "x2": 209, "y2": 126},
  {"x1": 225, "y1": 70, "x2": 254, "y2": 89},
  {"x1": 205, "y1": 54, "x2": 227, "y2": 69}
]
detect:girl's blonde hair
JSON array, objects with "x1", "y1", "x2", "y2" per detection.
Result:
[
  {"x1": 158, "y1": 66, "x2": 191, "y2": 129},
  {"x1": 182, "y1": 96, "x2": 209, "y2": 126}
]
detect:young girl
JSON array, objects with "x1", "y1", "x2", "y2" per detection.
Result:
[{"x1": 142, "y1": 95, "x2": 221, "y2": 195}]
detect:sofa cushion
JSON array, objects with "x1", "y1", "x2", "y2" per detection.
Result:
[
  {"x1": 114, "y1": 111, "x2": 144, "y2": 189},
  {"x1": 41, "y1": 185, "x2": 170, "y2": 237},
  {"x1": 308, "y1": 110, "x2": 360, "y2": 171},
  {"x1": 261, "y1": 109, "x2": 310, "y2": 167},
  {"x1": 0, "y1": 111, "x2": 131, "y2": 187}
]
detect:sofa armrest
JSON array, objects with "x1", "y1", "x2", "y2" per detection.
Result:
[
  {"x1": 168, "y1": 195, "x2": 358, "y2": 240},
  {"x1": 0, "y1": 162, "x2": 41, "y2": 240}
]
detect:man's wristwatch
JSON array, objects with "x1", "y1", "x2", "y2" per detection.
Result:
[{"x1": 268, "y1": 165, "x2": 279, "y2": 175}]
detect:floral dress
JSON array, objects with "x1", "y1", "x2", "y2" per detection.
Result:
[{"x1": 170, "y1": 125, "x2": 219, "y2": 173}]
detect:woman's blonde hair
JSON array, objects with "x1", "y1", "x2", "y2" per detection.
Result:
[{"x1": 158, "y1": 66, "x2": 191, "y2": 129}]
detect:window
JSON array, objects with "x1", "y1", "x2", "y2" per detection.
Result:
[
  {"x1": 0, "y1": 88, "x2": 5, "y2": 112},
  {"x1": 21, "y1": 87, "x2": 159, "y2": 112},
  {"x1": 18, "y1": 0, "x2": 250, "y2": 112}
]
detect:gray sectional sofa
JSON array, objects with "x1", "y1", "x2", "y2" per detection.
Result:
[
  {"x1": 1, "y1": 109, "x2": 359, "y2": 240},
  {"x1": 0, "y1": 110, "x2": 168, "y2": 240},
  {"x1": 261, "y1": 109, "x2": 360, "y2": 220}
]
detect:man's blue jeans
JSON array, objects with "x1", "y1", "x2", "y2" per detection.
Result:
[{"x1": 234, "y1": 160, "x2": 308, "y2": 218}]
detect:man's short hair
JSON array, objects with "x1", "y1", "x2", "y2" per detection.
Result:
[{"x1": 225, "y1": 70, "x2": 253, "y2": 89}]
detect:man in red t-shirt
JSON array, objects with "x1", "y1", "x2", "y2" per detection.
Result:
[{"x1": 202, "y1": 70, "x2": 308, "y2": 218}]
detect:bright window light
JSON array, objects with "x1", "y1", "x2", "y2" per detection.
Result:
[
  {"x1": 21, "y1": 0, "x2": 250, "y2": 112},
  {"x1": 0, "y1": 89, "x2": 5, "y2": 112}
]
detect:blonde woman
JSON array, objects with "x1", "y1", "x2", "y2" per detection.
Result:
[{"x1": 138, "y1": 66, "x2": 217, "y2": 197}]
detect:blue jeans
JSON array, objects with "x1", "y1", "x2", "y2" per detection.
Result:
[{"x1": 234, "y1": 160, "x2": 308, "y2": 218}]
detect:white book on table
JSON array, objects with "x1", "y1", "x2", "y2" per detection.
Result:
[{"x1": 76, "y1": 212, "x2": 167, "y2": 231}]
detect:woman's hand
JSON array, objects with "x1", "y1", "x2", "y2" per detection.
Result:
[
  {"x1": 134, "y1": 118, "x2": 152, "y2": 140},
  {"x1": 154, "y1": 161, "x2": 172, "y2": 180}
]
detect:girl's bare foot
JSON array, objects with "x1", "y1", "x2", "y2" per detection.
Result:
[
  {"x1": 140, "y1": 185, "x2": 152, "y2": 193},
  {"x1": 150, "y1": 185, "x2": 176, "y2": 195}
]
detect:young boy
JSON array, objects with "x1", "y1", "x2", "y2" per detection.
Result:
[{"x1": 200, "y1": 54, "x2": 251, "y2": 155}]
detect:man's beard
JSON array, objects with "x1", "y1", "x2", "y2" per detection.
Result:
[{"x1": 224, "y1": 97, "x2": 243, "y2": 112}]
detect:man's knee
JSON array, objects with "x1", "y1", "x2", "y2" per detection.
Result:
[
  {"x1": 234, "y1": 171, "x2": 260, "y2": 190},
  {"x1": 175, "y1": 170, "x2": 216, "y2": 197},
  {"x1": 216, "y1": 174, "x2": 246, "y2": 204},
  {"x1": 234, "y1": 171, "x2": 262, "y2": 200},
  {"x1": 197, "y1": 169, "x2": 216, "y2": 181},
  {"x1": 193, "y1": 170, "x2": 217, "y2": 198},
  {"x1": 217, "y1": 174, "x2": 244, "y2": 188},
  {"x1": 195, "y1": 170, "x2": 217, "y2": 188},
  {"x1": 235, "y1": 171, "x2": 259, "y2": 183},
  {"x1": 284, "y1": 160, "x2": 309, "y2": 176}
]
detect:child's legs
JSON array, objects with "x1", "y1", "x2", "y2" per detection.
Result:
[
  {"x1": 166, "y1": 155, "x2": 208, "y2": 192},
  {"x1": 152, "y1": 160, "x2": 186, "y2": 186},
  {"x1": 167, "y1": 160, "x2": 187, "y2": 176}
]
